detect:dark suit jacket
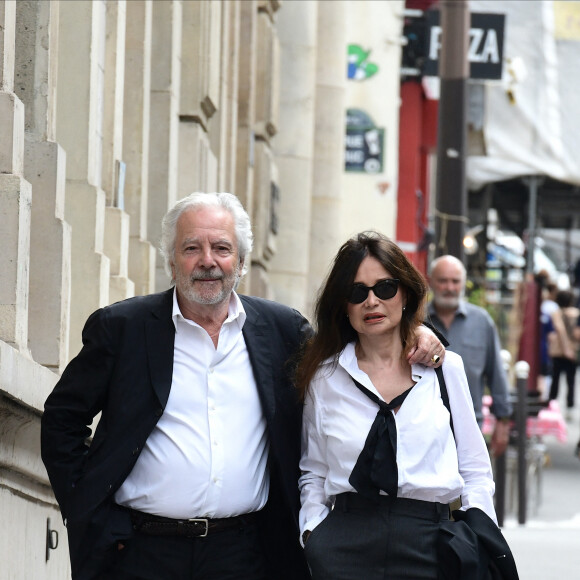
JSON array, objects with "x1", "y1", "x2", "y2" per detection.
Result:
[
  {"x1": 41, "y1": 289, "x2": 312, "y2": 580},
  {"x1": 438, "y1": 508, "x2": 519, "y2": 580}
]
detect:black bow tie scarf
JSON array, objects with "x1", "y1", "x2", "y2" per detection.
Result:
[{"x1": 348, "y1": 380, "x2": 412, "y2": 500}]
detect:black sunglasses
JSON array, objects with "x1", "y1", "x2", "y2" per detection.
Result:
[{"x1": 348, "y1": 279, "x2": 400, "y2": 304}]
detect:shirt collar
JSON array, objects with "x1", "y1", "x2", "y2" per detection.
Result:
[
  {"x1": 171, "y1": 288, "x2": 246, "y2": 330},
  {"x1": 338, "y1": 341, "x2": 425, "y2": 384}
]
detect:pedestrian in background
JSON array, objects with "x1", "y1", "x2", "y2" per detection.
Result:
[
  {"x1": 427, "y1": 255, "x2": 513, "y2": 458},
  {"x1": 573, "y1": 316, "x2": 580, "y2": 459},
  {"x1": 548, "y1": 289, "x2": 579, "y2": 420},
  {"x1": 296, "y1": 232, "x2": 495, "y2": 579},
  {"x1": 537, "y1": 274, "x2": 559, "y2": 400}
]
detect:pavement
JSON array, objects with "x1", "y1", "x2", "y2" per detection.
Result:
[{"x1": 500, "y1": 394, "x2": 580, "y2": 579}]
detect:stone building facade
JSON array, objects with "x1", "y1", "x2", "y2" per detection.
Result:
[{"x1": 0, "y1": 1, "x2": 404, "y2": 576}]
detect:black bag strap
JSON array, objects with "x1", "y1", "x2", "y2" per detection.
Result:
[{"x1": 435, "y1": 366, "x2": 455, "y2": 439}]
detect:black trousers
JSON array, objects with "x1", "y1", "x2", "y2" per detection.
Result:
[
  {"x1": 304, "y1": 493, "x2": 449, "y2": 580},
  {"x1": 99, "y1": 520, "x2": 269, "y2": 580},
  {"x1": 549, "y1": 356, "x2": 577, "y2": 408}
]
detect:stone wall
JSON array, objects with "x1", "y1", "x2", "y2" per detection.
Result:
[{"x1": 0, "y1": 1, "x2": 404, "y2": 576}]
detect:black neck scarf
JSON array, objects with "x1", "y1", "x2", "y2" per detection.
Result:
[{"x1": 348, "y1": 379, "x2": 413, "y2": 500}]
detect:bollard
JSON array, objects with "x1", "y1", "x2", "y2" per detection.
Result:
[
  {"x1": 494, "y1": 349, "x2": 512, "y2": 527},
  {"x1": 514, "y1": 360, "x2": 529, "y2": 525},
  {"x1": 500, "y1": 349, "x2": 513, "y2": 378}
]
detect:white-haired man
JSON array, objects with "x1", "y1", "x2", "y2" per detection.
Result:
[
  {"x1": 42, "y1": 192, "x2": 446, "y2": 580},
  {"x1": 427, "y1": 255, "x2": 513, "y2": 458}
]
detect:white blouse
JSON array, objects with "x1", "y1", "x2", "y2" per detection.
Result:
[{"x1": 299, "y1": 345, "x2": 497, "y2": 537}]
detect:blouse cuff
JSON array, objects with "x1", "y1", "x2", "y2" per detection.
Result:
[{"x1": 299, "y1": 512, "x2": 330, "y2": 547}]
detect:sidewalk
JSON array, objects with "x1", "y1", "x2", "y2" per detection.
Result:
[{"x1": 501, "y1": 401, "x2": 580, "y2": 578}]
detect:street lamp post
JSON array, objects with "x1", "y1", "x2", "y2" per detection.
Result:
[{"x1": 434, "y1": 0, "x2": 470, "y2": 262}]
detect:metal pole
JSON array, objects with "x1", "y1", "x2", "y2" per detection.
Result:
[
  {"x1": 494, "y1": 434, "x2": 507, "y2": 528},
  {"x1": 434, "y1": 0, "x2": 469, "y2": 262},
  {"x1": 515, "y1": 360, "x2": 529, "y2": 525},
  {"x1": 524, "y1": 176, "x2": 538, "y2": 275},
  {"x1": 494, "y1": 349, "x2": 512, "y2": 527}
]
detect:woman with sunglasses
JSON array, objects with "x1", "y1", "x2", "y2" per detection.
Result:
[{"x1": 295, "y1": 232, "x2": 496, "y2": 579}]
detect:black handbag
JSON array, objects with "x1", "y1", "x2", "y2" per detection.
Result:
[{"x1": 435, "y1": 367, "x2": 519, "y2": 580}]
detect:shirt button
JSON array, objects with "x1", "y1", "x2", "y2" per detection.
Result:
[{"x1": 208, "y1": 367, "x2": 214, "y2": 374}]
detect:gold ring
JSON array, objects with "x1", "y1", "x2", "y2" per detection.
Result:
[{"x1": 431, "y1": 354, "x2": 441, "y2": 364}]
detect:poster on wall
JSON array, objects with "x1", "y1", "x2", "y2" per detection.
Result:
[{"x1": 345, "y1": 109, "x2": 385, "y2": 173}]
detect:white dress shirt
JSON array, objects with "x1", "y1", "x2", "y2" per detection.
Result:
[
  {"x1": 299, "y1": 344, "x2": 496, "y2": 537},
  {"x1": 115, "y1": 290, "x2": 269, "y2": 518}
]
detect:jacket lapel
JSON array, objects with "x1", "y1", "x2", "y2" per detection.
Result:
[
  {"x1": 241, "y1": 298, "x2": 276, "y2": 421},
  {"x1": 145, "y1": 289, "x2": 176, "y2": 409}
]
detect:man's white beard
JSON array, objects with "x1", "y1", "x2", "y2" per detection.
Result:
[
  {"x1": 176, "y1": 267, "x2": 240, "y2": 306},
  {"x1": 433, "y1": 292, "x2": 462, "y2": 311}
]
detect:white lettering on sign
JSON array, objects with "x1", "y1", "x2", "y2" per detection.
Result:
[
  {"x1": 429, "y1": 25, "x2": 499, "y2": 64},
  {"x1": 429, "y1": 26, "x2": 442, "y2": 60},
  {"x1": 469, "y1": 28, "x2": 485, "y2": 61},
  {"x1": 345, "y1": 134, "x2": 365, "y2": 148},
  {"x1": 471, "y1": 28, "x2": 499, "y2": 63},
  {"x1": 345, "y1": 150, "x2": 365, "y2": 163}
]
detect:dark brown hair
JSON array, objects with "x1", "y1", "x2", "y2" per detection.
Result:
[
  {"x1": 556, "y1": 289, "x2": 574, "y2": 308},
  {"x1": 295, "y1": 231, "x2": 427, "y2": 398}
]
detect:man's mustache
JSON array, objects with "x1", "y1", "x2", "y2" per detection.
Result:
[{"x1": 190, "y1": 270, "x2": 223, "y2": 281}]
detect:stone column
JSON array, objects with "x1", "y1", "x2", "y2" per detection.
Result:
[
  {"x1": 55, "y1": 0, "x2": 110, "y2": 357},
  {"x1": 123, "y1": 0, "x2": 156, "y2": 297},
  {"x1": 245, "y1": 1, "x2": 282, "y2": 300},
  {"x1": 148, "y1": 0, "x2": 181, "y2": 290},
  {"x1": 2, "y1": 7, "x2": 70, "y2": 576},
  {"x1": 102, "y1": 0, "x2": 126, "y2": 204},
  {"x1": 15, "y1": 0, "x2": 71, "y2": 371},
  {"x1": 217, "y1": 0, "x2": 241, "y2": 194},
  {"x1": 102, "y1": 0, "x2": 135, "y2": 303},
  {"x1": 233, "y1": 0, "x2": 258, "y2": 297},
  {"x1": 307, "y1": 0, "x2": 347, "y2": 318},
  {"x1": 235, "y1": 0, "x2": 257, "y2": 214},
  {"x1": 178, "y1": 0, "x2": 220, "y2": 199},
  {"x1": 0, "y1": 0, "x2": 32, "y2": 353},
  {"x1": 269, "y1": 0, "x2": 318, "y2": 311}
]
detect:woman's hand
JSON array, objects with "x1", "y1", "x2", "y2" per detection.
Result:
[{"x1": 407, "y1": 326, "x2": 445, "y2": 367}]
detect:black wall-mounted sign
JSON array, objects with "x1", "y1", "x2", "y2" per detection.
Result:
[
  {"x1": 345, "y1": 109, "x2": 384, "y2": 173},
  {"x1": 403, "y1": 10, "x2": 505, "y2": 80},
  {"x1": 424, "y1": 11, "x2": 505, "y2": 80}
]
